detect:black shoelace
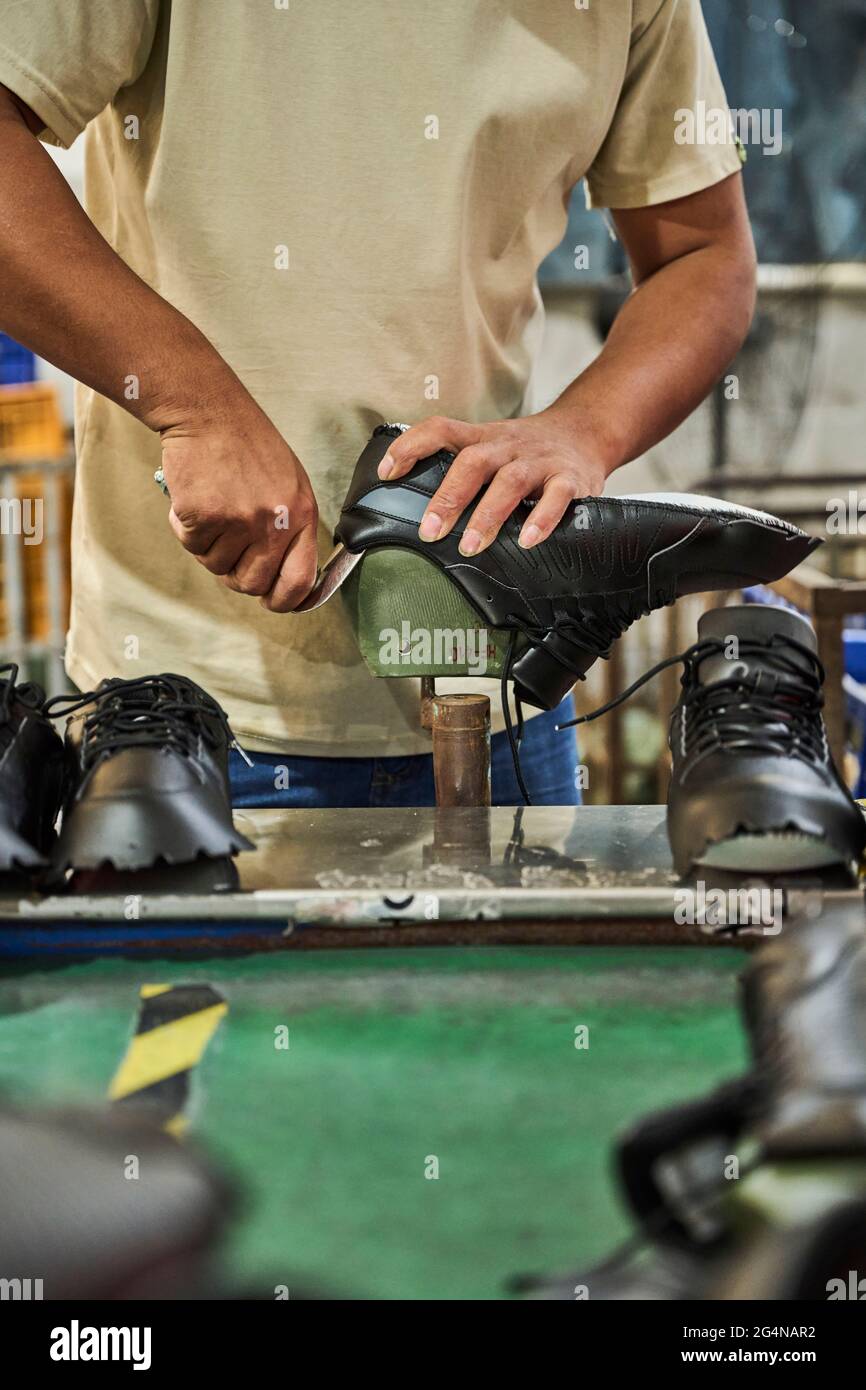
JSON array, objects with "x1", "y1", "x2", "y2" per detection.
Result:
[
  {"x1": 43, "y1": 674, "x2": 252, "y2": 775},
  {"x1": 501, "y1": 589, "x2": 675, "y2": 805},
  {"x1": 557, "y1": 633, "x2": 826, "y2": 769},
  {"x1": 501, "y1": 631, "x2": 530, "y2": 804},
  {"x1": 503, "y1": 804, "x2": 589, "y2": 871}
]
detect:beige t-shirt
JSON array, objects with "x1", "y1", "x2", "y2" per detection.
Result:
[{"x1": 0, "y1": 0, "x2": 741, "y2": 755}]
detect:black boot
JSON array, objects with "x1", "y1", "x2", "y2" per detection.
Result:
[
  {"x1": 562, "y1": 603, "x2": 865, "y2": 874},
  {"x1": 323, "y1": 424, "x2": 819, "y2": 713},
  {"x1": 667, "y1": 605, "x2": 866, "y2": 875},
  {"x1": 0, "y1": 663, "x2": 65, "y2": 869},
  {"x1": 45, "y1": 674, "x2": 254, "y2": 872}
]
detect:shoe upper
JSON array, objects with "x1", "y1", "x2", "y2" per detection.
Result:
[
  {"x1": 48, "y1": 674, "x2": 253, "y2": 871},
  {"x1": 335, "y1": 426, "x2": 820, "y2": 710},
  {"x1": 0, "y1": 665, "x2": 65, "y2": 868},
  {"x1": 62, "y1": 675, "x2": 231, "y2": 796},
  {"x1": 667, "y1": 605, "x2": 866, "y2": 872}
]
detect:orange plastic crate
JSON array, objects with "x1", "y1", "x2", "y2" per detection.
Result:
[{"x1": 0, "y1": 382, "x2": 67, "y2": 460}]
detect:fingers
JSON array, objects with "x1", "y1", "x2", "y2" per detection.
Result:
[
  {"x1": 168, "y1": 506, "x2": 222, "y2": 558},
  {"x1": 418, "y1": 443, "x2": 509, "y2": 541},
  {"x1": 259, "y1": 526, "x2": 320, "y2": 613},
  {"x1": 171, "y1": 495, "x2": 319, "y2": 601},
  {"x1": 378, "y1": 416, "x2": 482, "y2": 480},
  {"x1": 517, "y1": 475, "x2": 579, "y2": 548},
  {"x1": 374, "y1": 413, "x2": 602, "y2": 555},
  {"x1": 457, "y1": 460, "x2": 543, "y2": 556},
  {"x1": 221, "y1": 540, "x2": 288, "y2": 597},
  {"x1": 198, "y1": 532, "x2": 253, "y2": 579},
  {"x1": 220, "y1": 503, "x2": 314, "y2": 595}
]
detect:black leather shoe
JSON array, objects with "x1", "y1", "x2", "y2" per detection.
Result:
[
  {"x1": 514, "y1": 1076, "x2": 757, "y2": 1300},
  {"x1": 327, "y1": 425, "x2": 819, "y2": 713},
  {"x1": 741, "y1": 905, "x2": 866, "y2": 1157},
  {"x1": 45, "y1": 674, "x2": 254, "y2": 872},
  {"x1": 667, "y1": 606, "x2": 866, "y2": 875},
  {"x1": 0, "y1": 663, "x2": 65, "y2": 869},
  {"x1": 0, "y1": 1101, "x2": 232, "y2": 1299}
]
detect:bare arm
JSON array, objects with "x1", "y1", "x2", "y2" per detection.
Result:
[
  {"x1": 559, "y1": 172, "x2": 757, "y2": 469},
  {"x1": 380, "y1": 173, "x2": 757, "y2": 555},
  {"x1": 0, "y1": 85, "x2": 317, "y2": 610}
]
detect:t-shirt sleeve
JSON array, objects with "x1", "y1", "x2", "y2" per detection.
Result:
[
  {"x1": 0, "y1": 0, "x2": 160, "y2": 148},
  {"x1": 585, "y1": 0, "x2": 744, "y2": 210}
]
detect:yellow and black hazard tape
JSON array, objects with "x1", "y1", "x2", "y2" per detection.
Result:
[{"x1": 107, "y1": 983, "x2": 228, "y2": 1136}]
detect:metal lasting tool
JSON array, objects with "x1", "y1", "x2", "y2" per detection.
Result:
[
  {"x1": 295, "y1": 421, "x2": 410, "y2": 609},
  {"x1": 152, "y1": 468, "x2": 360, "y2": 613}
]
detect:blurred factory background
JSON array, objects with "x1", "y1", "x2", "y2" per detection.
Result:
[{"x1": 1, "y1": 0, "x2": 864, "y2": 803}]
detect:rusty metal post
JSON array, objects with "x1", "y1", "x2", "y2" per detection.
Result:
[
  {"x1": 426, "y1": 806, "x2": 492, "y2": 868},
  {"x1": 429, "y1": 693, "x2": 491, "y2": 807}
]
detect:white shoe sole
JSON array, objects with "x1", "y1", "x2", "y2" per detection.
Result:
[{"x1": 697, "y1": 831, "x2": 845, "y2": 873}]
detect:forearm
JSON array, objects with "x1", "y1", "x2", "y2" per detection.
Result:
[
  {"x1": 547, "y1": 241, "x2": 756, "y2": 473},
  {"x1": 0, "y1": 92, "x2": 237, "y2": 431}
]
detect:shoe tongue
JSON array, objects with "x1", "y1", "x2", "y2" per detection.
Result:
[{"x1": 694, "y1": 604, "x2": 817, "y2": 685}]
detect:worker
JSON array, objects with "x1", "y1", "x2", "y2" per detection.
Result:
[{"x1": 0, "y1": 1, "x2": 753, "y2": 808}]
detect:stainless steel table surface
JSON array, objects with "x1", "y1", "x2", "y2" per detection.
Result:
[{"x1": 0, "y1": 806, "x2": 861, "y2": 953}]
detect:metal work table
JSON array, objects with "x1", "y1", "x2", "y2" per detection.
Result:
[{"x1": 0, "y1": 805, "x2": 860, "y2": 955}]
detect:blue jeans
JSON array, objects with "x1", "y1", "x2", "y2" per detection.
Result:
[{"x1": 229, "y1": 700, "x2": 581, "y2": 808}]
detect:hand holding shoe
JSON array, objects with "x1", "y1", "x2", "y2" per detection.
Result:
[{"x1": 376, "y1": 408, "x2": 611, "y2": 555}]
